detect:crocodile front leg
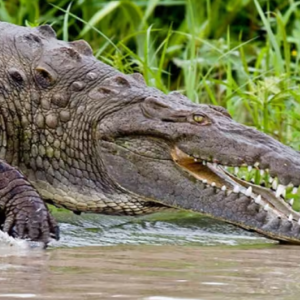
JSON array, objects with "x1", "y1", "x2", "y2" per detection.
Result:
[{"x1": 0, "y1": 159, "x2": 59, "y2": 245}]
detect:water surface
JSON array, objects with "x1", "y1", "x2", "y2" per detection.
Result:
[{"x1": 0, "y1": 212, "x2": 300, "y2": 300}]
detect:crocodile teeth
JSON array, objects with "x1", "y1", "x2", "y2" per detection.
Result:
[
  {"x1": 272, "y1": 179, "x2": 278, "y2": 190},
  {"x1": 292, "y1": 187, "x2": 298, "y2": 194},
  {"x1": 203, "y1": 179, "x2": 207, "y2": 184},
  {"x1": 269, "y1": 177, "x2": 274, "y2": 184},
  {"x1": 255, "y1": 195, "x2": 262, "y2": 204},
  {"x1": 194, "y1": 158, "x2": 198, "y2": 162},
  {"x1": 221, "y1": 185, "x2": 227, "y2": 191},
  {"x1": 275, "y1": 184, "x2": 286, "y2": 198},
  {"x1": 248, "y1": 166, "x2": 252, "y2": 172},
  {"x1": 234, "y1": 167, "x2": 239, "y2": 175},
  {"x1": 288, "y1": 214, "x2": 293, "y2": 222},
  {"x1": 260, "y1": 169, "x2": 265, "y2": 176},
  {"x1": 211, "y1": 182, "x2": 216, "y2": 187},
  {"x1": 245, "y1": 186, "x2": 252, "y2": 197},
  {"x1": 254, "y1": 162, "x2": 260, "y2": 168},
  {"x1": 282, "y1": 189, "x2": 286, "y2": 198},
  {"x1": 264, "y1": 204, "x2": 269, "y2": 211},
  {"x1": 233, "y1": 185, "x2": 240, "y2": 193},
  {"x1": 202, "y1": 161, "x2": 206, "y2": 166},
  {"x1": 289, "y1": 198, "x2": 294, "y2": 206}
]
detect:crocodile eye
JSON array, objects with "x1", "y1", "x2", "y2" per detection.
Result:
[
  {"x1": 193, "y1": 115, "x2": 204, "y2": 123},
  {"x1": 192, "y1": 114, "x2": 210, "y2": 125}
]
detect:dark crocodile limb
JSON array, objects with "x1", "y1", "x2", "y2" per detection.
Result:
[
  {"x1": 1, "y1": 22, "x2": 300, "y2": 244},
  {"x1": 0, "y1": 159, "x2": 59, "y2": 245}
]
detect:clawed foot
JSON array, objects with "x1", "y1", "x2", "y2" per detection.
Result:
[{"x1": 0, "y1": 197, "x2": 59, "y2": 247}]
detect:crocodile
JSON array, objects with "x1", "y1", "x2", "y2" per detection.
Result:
[{"x1": 1, "y1": 21, "x2": 300, "y2": 246}]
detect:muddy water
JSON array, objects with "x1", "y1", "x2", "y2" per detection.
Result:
[{"x1": 1, "y1": 212, "x2": 300, "y2": 300}]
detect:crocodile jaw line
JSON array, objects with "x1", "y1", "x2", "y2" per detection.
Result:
[{"x1": 171, "y1": 146, "x2": 300, "y2": 223}]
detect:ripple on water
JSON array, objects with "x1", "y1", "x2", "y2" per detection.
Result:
[
  {"x1": 0, "y1": 211, "x2": 273, "y2": 250},
  {"x1": 0, "y1": 294, "x2": 36, "y2": 298},
  {"x1": 145, "y1": 297, "x2": 204, "y2": 300},
  {"x1": 49, "y1": 211, "x2": 273, "y2": 248},
  {"x1": 0, "y1": 212, "x2": 299, "y2": 300}
]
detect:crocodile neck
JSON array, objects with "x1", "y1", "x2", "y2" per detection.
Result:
[
  {"x1": 0, "y1": 90, "x2": 23, "y2": 165},
  {"x1": 0, "y1": 83, "x2": 164, "y2": 215}
]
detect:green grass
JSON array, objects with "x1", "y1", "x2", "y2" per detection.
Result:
[{"x1": 1, "y1": 0, "x2": 300, "y2": 207}]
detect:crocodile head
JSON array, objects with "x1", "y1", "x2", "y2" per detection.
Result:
[
  {"x1": 1, "y1": 22, "x2": 300, "y2": 243},
  {"x1": 99, "y1": 89, "x2": 300, "y2": 243}
]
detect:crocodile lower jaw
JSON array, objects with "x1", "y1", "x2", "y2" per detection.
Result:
[{"x1": 170, "y1": 146, "x2": 300, "y2": 224}]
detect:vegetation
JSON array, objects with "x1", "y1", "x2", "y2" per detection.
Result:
[{"x1": 1, "y1": 0, "x2": 300, "y2": 207}]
